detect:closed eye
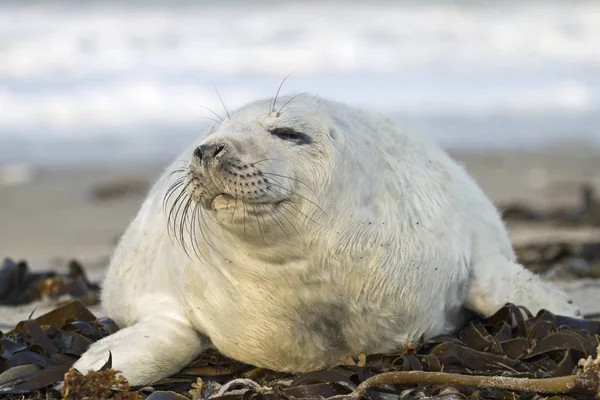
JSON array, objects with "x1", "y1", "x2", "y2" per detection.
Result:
[{"x1": 269, "y1": 127, "x2": 312, "y2": 145}]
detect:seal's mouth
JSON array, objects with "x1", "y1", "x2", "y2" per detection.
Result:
[
  {"x1": 210, "y1": 193, "x2": 287, "y2": 213},
  {"x1": 210, "y1": 193, "x2": 237, "y2": 211}
]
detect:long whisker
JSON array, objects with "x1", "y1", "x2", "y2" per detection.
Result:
[
  {"x1": 251, "y1": 158, "x2": 284, "y2": 166},
  {"x1": 163, "y1": 178, "x2": 186, "y2": 211},
  {"x1": 183, "y1": 183, "x2": 223, "y2": 253},
  {"x1": 162, "y1": 163, "x2": 189, "y2": 211},
  {"x1": 199, "y1": 105, "x2": 224, "y2": 123},
  {"x1": 256, "y1": 202, "x2": 291, "y2": 239},
  {"x1": 241, "y1": 197, "x2": 248, "y2": 240},
  {"x1": 169, "y1": 182, "x2": 193, "y2": 241},
  {"x1": 183, "y1": 197, "x2": 212, "y2": 263},
  {"x1": 167, "y1": 168, "x2": 188, "y2": 179},
  {"x1": 174, "y1": 195, "x2": 191, "y2": 247},
  {"x1": 166, "y1": 181, "x2": 193, "y2": 238},
  {"x1": 264, "y1": 193, "x2": 302, "y2": 237},
  {"x1": 193, "y1": 205, "x2": 222, "y2": 258},
  {"x1": 172, "y1": 160, "x2": 191, "y2": 166},
  {"x1": 266, "y1": 178, "x2": 327, "y2": 217},
  {"x1": 204, "y1": 117, "x2": 223, "y2": 125},
  {"x1": 251, "y1": 204, "x2": 266, "y2": 244},
  {"x1": 193, "y1": 180, "x2": 221, "y2": 226},
  {"x1": 181, "y1": 195, "x2": 195, "y2": 238},
  {"x1": 190, "y1": 201, "x2": 203, "y2": 261},
  {"x1": 277, "y1": 92, "x2": 307, "y2": 115},
  {"x1": 167, "y1": 180, "x2": 190, "y2": 221},
  {"x1": 198, "y1": 206, "x2": 222, "y2": 249},
  {"x1": 270, "y1": 73, "x2": 294, "y2": 114},
  {"x1": 214, "y1": 86, "x2": 231, "y2": 119},
  {"x1": 274, "y1": 200, "x2": 313, "y2": 229},
  {"x1": 231, "y1": 181, "x2": 240, "y2": 224},
  {"x1": 266, "y1": 187, "x2": 323, "y2": 227},
  {"x1": 261, "y1": 172, "x2": 315, "y2": 193},
  {"x1": 165, "y1": 176, "x2": 186, "y2": 195},
  {"x1": 274, "y1": 205, "x2": 301, "y2": 237},
  {"x1": 179, "y1": 197, "x2": 195, "y2": 257}
]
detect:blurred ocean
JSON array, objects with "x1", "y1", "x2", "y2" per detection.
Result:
[{"x1": 0, "y1": 0, "x2": 599, "y2": 167}]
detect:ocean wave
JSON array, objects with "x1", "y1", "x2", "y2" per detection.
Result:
[
  {"x1": 1, "y1": 1, "x2": 599, "y2": 78},
  {"x1": 0, "y1": 0, "x2": 599, "y2": 161}
]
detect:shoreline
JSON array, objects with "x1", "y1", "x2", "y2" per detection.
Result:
[{"x1": 2, "y1": 144, "x2": 599, "y2": 262}]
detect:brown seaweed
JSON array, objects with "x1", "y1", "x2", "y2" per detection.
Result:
[
  {"x1": 62, "y1": 366, "x2": 143, "y2": 400},
  {"x1": 1, "y1": 299, "x2": 600, "y2": 399},
  {"x1": 500, "y1": 184, "x2": 600, "y2": 227},
  {"x1": 0, "y1": 258, "x2": 100, "y2": 306},
  {"x1": 89, "y1": 178, "x2": 150, "y2": 202},
  {"x1": 515, "y1": 240, "x2": 600, "y2": 279}
]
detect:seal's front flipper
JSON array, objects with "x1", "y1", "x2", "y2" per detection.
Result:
[
  {"x1": 464, "y1": 259, "x2": 581, "y2": 318},
  {"x1": 73, "y1": 315, "x2": 209, "y2": 386}
]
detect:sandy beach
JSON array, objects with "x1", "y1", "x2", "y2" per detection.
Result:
[{"x1": 1, "y1": 145, "x2": 599, "y2": 330}]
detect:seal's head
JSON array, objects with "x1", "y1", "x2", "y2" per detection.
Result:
[{"x1": 167, "y1": 94, "x2": 340, "y2": 247}]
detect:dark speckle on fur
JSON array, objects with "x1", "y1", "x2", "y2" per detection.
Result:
[{"x1": 295, "y1": 301, "x2": 348, "y2": 352}]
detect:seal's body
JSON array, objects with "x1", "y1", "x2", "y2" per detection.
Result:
[{"x1": 74, "y1": 94, "x2": 580, "y2": 385}]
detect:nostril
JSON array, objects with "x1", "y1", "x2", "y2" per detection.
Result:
[
  {"x1": 194, "y1": 143, "x2": 227, "y2": 162},
  {"x1": 213, "y1": 144, "x2": 226, "y2": 158}
]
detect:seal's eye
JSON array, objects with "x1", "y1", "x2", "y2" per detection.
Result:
[{"x1": 269, "y1": 127, "x2": 312, "y2": 145}]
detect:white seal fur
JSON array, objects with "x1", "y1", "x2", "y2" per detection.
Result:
[{"x1": 74, "y1": 94, "x2": 580, "y2": 385}]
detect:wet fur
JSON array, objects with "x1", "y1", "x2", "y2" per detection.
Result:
[{"x1": 74, "y1": 94, "x2": 580, "y2": 385}]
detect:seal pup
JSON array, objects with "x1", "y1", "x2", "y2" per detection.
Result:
[{"x1": 74, "y1": 93, "x2": 580, "y2": 385}]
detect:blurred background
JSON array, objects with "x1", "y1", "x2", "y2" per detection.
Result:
[{"x1": 0, "y1": 0, "x2": 599, "y2": 311}]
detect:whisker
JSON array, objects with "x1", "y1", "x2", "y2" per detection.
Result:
[
  {"x1": 265, "y1": 178, "x2": 327, "y2": 217},
  {"x1": 199, "y1": 207, "x2": 225, "y2": 257},
  {"x1": 272, "y1": 206, "x2": 300, "y2": 238},
  {"x1": 275, "y1": 203, "x2": 302, "y2": 238},
  {"x1": 251, "y1": 158, "x2": 284, "y2": 166},
  {"x1": 270, "y1": 73, "x2": 294, "y2": 114},
  {"x1": 179, "y1": 197, "x2": 195, "y2": 257},
  {"x1": 279, "y1": 202, "x2": 319, "y2": 229},
  {"x1": 231, "y1": 181, "x2": 240, "y2": 224},
  {"x1": 261, "y1": 172, "x2": 315, "y2": 193},
  {"x1": 258, "y1": 191, "x2": 302, "y2": 236},
  {"x1": 167, "y1": 168, "x2": 188, "y2": 178},
  {"x1": 256, "y1": 202, "x2": 291, "y2": 239},
  {"x1": 190, "y1": 201, "x2": 204, "y2": 261},
  {"x1": 241, "y1": 197, "x2": 248, "y2": 240},
  {"x1": 173, "y1": 194, "x2": 191, "y2": 244},
  {"x1": 277, "y1": 92, "x2": 307, "y2": 115},
  {"x1": 267, "y1": 196, "x2": 302, "y2": 237},
  {"x1": 172, "y1": 160, "x2": 191, "y2": 166},
  {"x1": 182, "y1": 188, "x2": 222, "y2": 256},
  {"x1": 266, "y1": 187, "x2": 323, "y2": 227},
  {"x1": 198, "y1": 205, "x2": 222, "y2": 248},
  {"x1": 204, "y1": 116, "x2": 223, "y2": 125},
  {"x1": 277, "y1": 208, "x2": 301, "y2": 237},
  {"x1": 168, "y1": 183, "x2": 193, "y2": 240},
  {"x1": 164, "y1": 175, "x2": 185, "y2": 196},
  {"x1": 199, "y1": 105, "x2": 224, "y2": 123},
  {"x1": 166, "y1": 181, "x2": 193, "y2": 237},
  {"x1": 168, "y1": 162, "x2": 190, "y2": 173},
  {"x1": 181, "y1": 195, "x2": 195, "y2": 238},
  {"x1": 163, "y1": 180, "x2": 185, "y2": 212},
  {"x1": 251, "y1": 204, "x2": 266, "y2": 244},
  {"x1": 214, "y1": 86, "x2": 231, "y2": 119},
  {"x1": 193, "y1": 180, "x2": 221, "y2": 226}
]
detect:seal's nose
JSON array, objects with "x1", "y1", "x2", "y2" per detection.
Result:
[{"x1": 194, "y1": 143, "x2": 227, "y2": 162}]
